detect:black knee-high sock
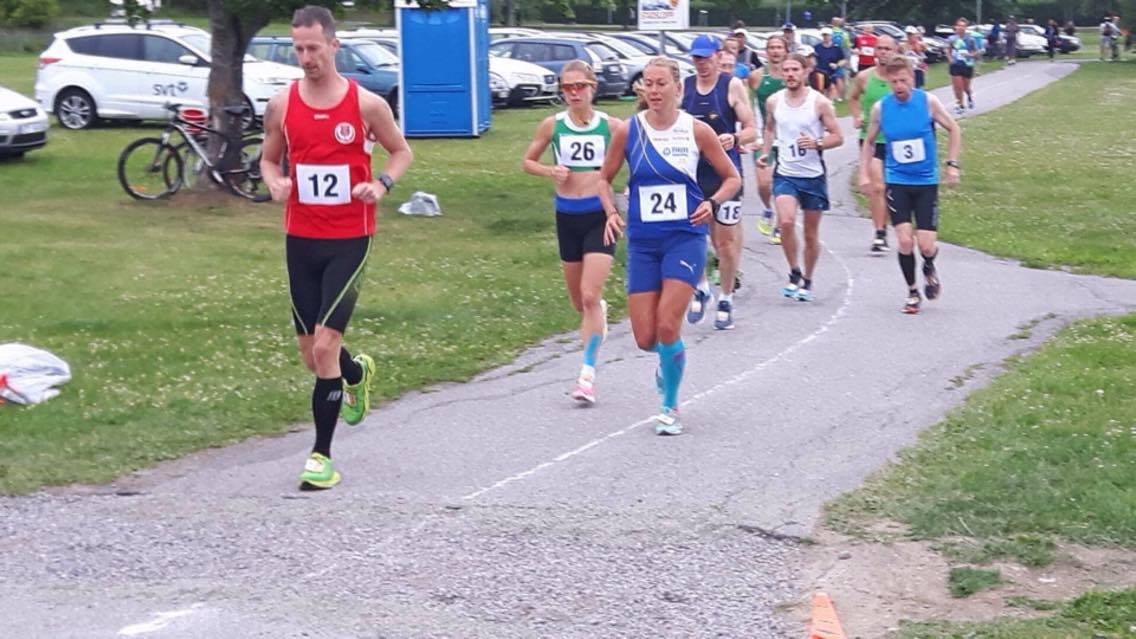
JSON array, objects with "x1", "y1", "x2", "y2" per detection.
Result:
[
  {"x1": 312, "y1": 376, "x2": 342, "y2": 458},
  {"x1": 339, "y1": 348, "x2": 362, "y2": 386},
  {"x1": 899, "y1": 252, "x2": 917, "y2": 288},
  {"x1": 921, "y1": 250, "x2": 938, "y2": 272}
]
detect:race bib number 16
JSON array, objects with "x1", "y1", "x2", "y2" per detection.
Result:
[{"x1": 296, "y1": 163, "x2": 351, "y2": 205}]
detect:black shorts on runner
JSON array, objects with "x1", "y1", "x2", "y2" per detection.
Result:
[
  {"x1": 949, "y1": 63, "x2": 974, "y2": 79},
  {"x1": 286, "y1": 235, "x2": 372, "y2": 335},
  {"x1": 859, "y1": 138, "x2": 886, "y2": 161},
  {"x1": 556, "y1": 211, "x2": 614, "y2": 262},
  {"x1": 887, "y1": 184, "x2": 940, "y2": 231}
]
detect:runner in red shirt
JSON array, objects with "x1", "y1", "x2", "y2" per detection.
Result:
[
  {"x1": 854, "y1": 28, "x2": 878, "y2": 71},
  {"x1": 260, "y1": 5, "x2": 413, "y2": 491}
]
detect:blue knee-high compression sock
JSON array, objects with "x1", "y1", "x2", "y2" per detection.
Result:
[
  {"x1": 583, "y1": 334, "x2": 602, "y2": 368},
  {"x1": 656, "y1": 339, "x2": 685, "y2": 411}
]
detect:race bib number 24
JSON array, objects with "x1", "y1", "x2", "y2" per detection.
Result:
[{"x1": 638, "y1": 184, "x2": 687, "y2": 223}]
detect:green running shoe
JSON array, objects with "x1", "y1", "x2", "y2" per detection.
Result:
[
  {"x1": 341, "y1": 353, "x2": 375, "y2": 426},
  {"x1": 299, "y1": 452, "x2": 340, "y2": 490}
]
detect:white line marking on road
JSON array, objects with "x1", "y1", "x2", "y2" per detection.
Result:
[
  {"x1": 117, "y1": 604, "x2": 204, "y2": 636},
  {"x1": 462, "y1": 237, "x2": 856, "y2": 501}
]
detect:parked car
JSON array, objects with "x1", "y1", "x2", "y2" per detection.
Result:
[
  {"x1": 606, "y1": 32, "x2": 692, "y2": 64},
  {"x1": 568, "y1": 32, "x2": 693, "y2": 94},
  {"x1": 488, "y1": 37, "x2": 629, "y2": 98},
  {"x1": 250, "y1": 36, "x2": 400, "y2": 114},
  {"x1": 938, "y1": 24, "x2": 1045, "y2": 57},
  {"x1": 348, "y1": 32, "x2": 558, "y2": 107},
  {"x1": 1016, "y1": 23, "x2": 1081, "y2": 53},
  {"x1": 489, "y1": 27, "x2": 545, "y2": 42},
  {"x1": 0, "y1": 85, "x2": 49, "y2": 157},
  {"x1": 35, "y1": 20, "x2": 301, "y2": 130}
]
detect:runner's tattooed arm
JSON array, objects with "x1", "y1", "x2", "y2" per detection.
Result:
[
  {"x1": 693, "y1": 119, "x2": 741, "y2": 225},
  {"x1": 727, "y1": 77, "x2": 757, "y2": 147},
  {"x1": 757, "y1": 94, "x2": 778, "y2": 168}
]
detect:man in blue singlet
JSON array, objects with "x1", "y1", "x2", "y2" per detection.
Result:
[
  {"x1": 859, "y1": 56, "x2": 963, "y2": 314},
  {"x1": 681, "y1": 34, "x2": 757, "y2": 331}
]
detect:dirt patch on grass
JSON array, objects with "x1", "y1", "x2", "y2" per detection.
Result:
[{"x1": 791, "y1": 526, "x2": 1136, "y2": 637}]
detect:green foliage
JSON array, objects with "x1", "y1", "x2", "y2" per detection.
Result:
[
  {"x1": 0, "y1": 0, "x2": 60, "y2": 28},
  {"x1": 948, "y1": 567, "x2": 1003, "y2": 598}
]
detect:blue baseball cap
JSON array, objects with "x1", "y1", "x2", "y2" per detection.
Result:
[
  {"x1": 782, "y1": 22, "x2": 796, "y2": 30},
  {"x1": 689, "y1": 34, "x2": 721, "y2": 58}
]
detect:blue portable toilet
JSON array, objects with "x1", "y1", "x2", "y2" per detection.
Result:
[{"x1": 396, "y1": 0, "x2": 491, "y2": 137}]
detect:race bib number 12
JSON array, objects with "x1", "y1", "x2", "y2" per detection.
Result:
[{"x1": 296, "y1": 163, "x2": 351, "y2": 205}]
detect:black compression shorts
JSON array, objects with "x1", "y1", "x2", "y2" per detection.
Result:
[
  {"x1": 556, "y1": 211, "x2": 614, "y2": 262},
  {"x1": 887, "y1": 184, "x2": 940, "y2": 231},
  {"x1": 286, "y1": 235, "x2": 372, "y2": 335}
]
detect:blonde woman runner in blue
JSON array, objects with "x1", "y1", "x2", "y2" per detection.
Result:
[
  {"x1": 523, "y1": 61, "x2": 621, "y2": 405},
  {"x1": 598, "y1": 57, "x2": 741, "y2": 435}
]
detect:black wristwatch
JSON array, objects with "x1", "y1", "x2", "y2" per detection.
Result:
[
  {"x1": 377, "y1": 172, "x2": 395, "y2": 193},
  {"x1": 946, "y1": 160, "x2": 960, "y2": 169},
  {"x1": 703, "y1": 198, "x2": 720, "y2": 216},
  {"x1": 731, "y1": 133, "x2": 739, "y2": 149}
]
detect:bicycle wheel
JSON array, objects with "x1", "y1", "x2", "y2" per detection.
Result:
[
  {"x1": 223, "y1": 137, "x2": 271, "y2": 202},
  {"x1": 118, "y1": 137, "x2": 183, "y2": 201},
  {"x1": 165, "y1": 141, "x2": 209, "y2": 191}
]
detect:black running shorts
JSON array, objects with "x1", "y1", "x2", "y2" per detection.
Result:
[
  {"x1": 886, "y1": 184, "x2": 940, "y2": 231},
  {"x1": 556, "y1": 211, "x2": 614, "y2": 262},
  {"x1": 286, "y1": 235, "x2": 372, "y2": 335},
  {"x1": 859, "y1": 138, "x2": 886, "y2": 161},
  {"x1": 949, "y1": 63, "x2": 974, "y2": 78}
]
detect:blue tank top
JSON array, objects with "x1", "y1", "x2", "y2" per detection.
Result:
[
  {"x1": 625, "y1": 112, "x2": 707, "y2": 241},
  {"x1": 880, "y1": 89, "x2": 938, "y2": 185},
  {"x1": 682, "y1": 74, "x2": 741, "y2": 191}
]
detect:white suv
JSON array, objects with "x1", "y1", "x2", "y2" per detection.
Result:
[{"x1": 36, "y1": 20, "x2": 301, "y2": 130}]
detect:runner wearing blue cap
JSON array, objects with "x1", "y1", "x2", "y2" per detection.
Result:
[{"x1": 682, "y1": 34, "x2": 756, "y2": 331}]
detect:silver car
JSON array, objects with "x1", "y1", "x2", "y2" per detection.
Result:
[{"x1": 0, "y1": 85, "x2": 49, "y2": 158}]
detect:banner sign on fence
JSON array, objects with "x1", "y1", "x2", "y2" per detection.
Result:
[{"x1": 637, "y1": 0, "x2": 688, "y2": 30}]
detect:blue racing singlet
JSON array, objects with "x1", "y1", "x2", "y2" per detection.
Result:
[
  {"x1": 625, "y1": 111, "x2": 706, "y2": 241},
  {"x1": 682, "y1": 73, "x2": 741, "y2": 190},
  {"x1": 880, "y1": 89, "x2": 939, "y2": 185}
]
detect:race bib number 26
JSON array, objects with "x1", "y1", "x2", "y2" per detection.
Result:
[
  {"x1": 558, "y1": 134, "x2": 606, "y2": 168},
  {"x1": 638, "y1": 184, "x2": 687, "y2": 223},
  {"x1": 296, "y1": 163, "x2": 351, "y2": 205}
]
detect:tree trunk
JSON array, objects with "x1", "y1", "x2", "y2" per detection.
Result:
[
  {"x1": 201, "y1": 1, "x2": 269, "y2": 189},
  {"x1": 505, "y1": 0, "x2": 515, "y2": 26}
]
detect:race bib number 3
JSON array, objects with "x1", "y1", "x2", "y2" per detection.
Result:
[
  {"x1": 716, "y1": 199, "x2": 741, "y2": 226},
  {"x1": 296, "y1": 163, "x2": 351, "y2": 205},
  {"x1": 639, "y1": 184, "x2": 687, "y2": 223},
  {"x1": 891, "y1": 138, "x2": 927, "y2": 164},
  {"x1": 558, "y1": 134, "x2": 605, "y2": 168}
]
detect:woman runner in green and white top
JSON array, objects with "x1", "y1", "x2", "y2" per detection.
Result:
[
  {"x1": 523, "y1": 61, "x2": 621, "y2": 405},
  {"x1": 751, "y1": 34, "x2": 788, "y2": 242}
]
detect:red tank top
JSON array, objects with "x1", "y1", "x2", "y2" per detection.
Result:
[{"x1": 283, "y1": 79, "x2": 374, "y2": 239}]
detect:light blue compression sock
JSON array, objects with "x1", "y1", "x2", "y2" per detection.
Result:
[
  {"x1": 583, "y1": 334, "x2": 602, "y2": 368},
  {"x1": 656, "y1": 339, "x2": 685, "y2": 411}
]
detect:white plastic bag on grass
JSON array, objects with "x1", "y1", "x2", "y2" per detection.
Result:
[
  {"x1": 398, "y1": 191, "x2": 442, "y2": 217},
  {"x1": 0, "y1": 343, "x2": 71, "y2": 405}
]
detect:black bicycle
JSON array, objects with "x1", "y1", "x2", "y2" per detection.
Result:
[{"x1": 117, "y1": 104, "x2": 269, "y2": 202}]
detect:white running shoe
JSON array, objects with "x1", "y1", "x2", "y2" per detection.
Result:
[{"x1": 570, "y1": 373, "x2": 596, "y2": 405}]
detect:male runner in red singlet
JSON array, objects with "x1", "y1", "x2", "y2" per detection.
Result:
[{"x1": 260, "y1": 5, "x2": 413, "y2": 490}]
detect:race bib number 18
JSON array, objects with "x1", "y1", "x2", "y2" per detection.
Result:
[
  {"x1": 638, "y1": 184, "x2": 687, "y2": 223},
  {"x1": 891, "y1": 138, "x2": 926, "y2": 164},
  {"x1": 716, "y1": 199, "x2": 741, "y2": 226},
  {"x1": 296, "y1": 163, "x2": 351, "y2": 205}
]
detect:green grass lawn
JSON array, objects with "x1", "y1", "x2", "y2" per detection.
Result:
[
  {"x1": 831, "y1": 60, "x2": 1136, "y2": 636},
  {"x1": 0, "y1": 51, "x2": 639, "y2": 493}
]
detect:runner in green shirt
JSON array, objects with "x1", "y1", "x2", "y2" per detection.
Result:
[
  {"x1": 850, "y1": 34, "x2": 898, "y2": 254},
  {"x1": 751, "y1": 34, "x2": 788, "y2": 243}
]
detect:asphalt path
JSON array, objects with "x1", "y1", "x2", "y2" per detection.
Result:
[{"x1": 3, "y1": 60, "x2": 1134, "y2": 638}]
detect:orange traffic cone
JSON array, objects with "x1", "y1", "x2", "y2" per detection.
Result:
[{"x1": 808, "y1": 592, "x2": 848, "y2": 639}]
